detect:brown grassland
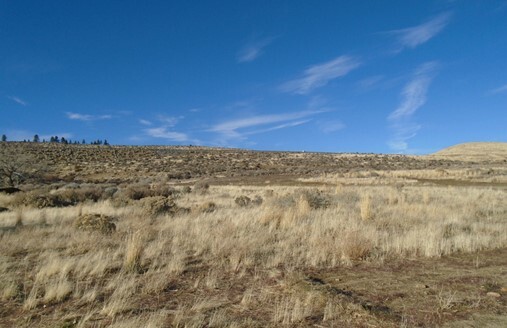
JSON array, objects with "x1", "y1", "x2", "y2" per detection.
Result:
[{"x1": 0, "y1": 142, "x2": 506, "y2": 327}]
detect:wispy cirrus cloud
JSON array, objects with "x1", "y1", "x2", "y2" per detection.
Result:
[
  {"x1": 142, "y1": 115, "x2": 195, "y2": 143},
  {"x1": 280, "y1": 55, "x2": 360, "y2": 94},
  {"x1": 244, "y1": 120, "x2": 311, "y2": 136},
  {"x1": 389, "y1": 12, "x2": 451, "y2": 51},
  {"x1": 66, "y1": 112, "x2": 112, "y2": 121},
  {"x1": 489, "y1": 84, "x2": 507, "y2": 95},
  {"x1": 210, "y1": 110, "x2": 323, "y2": 139},
  {"x1": 7, "y1": 96, "x2": 28, "y2": 106},
  {"x1": 145, "y1": 127, "x2": 189, "y2": 142},
  {"x1": 237, "y1": 37, "x2": 276, "y2": 63},
  {"x1": 318, "y1": 120, "x2": 345, "y2": 133},
  {"x1": 388, "y1": 62, "x2": 438, "y2": 152},
  {"x1": 357, "y1": 75, "x2": 385, "y2": 90},
  {"x1": 157, "y1": 115, "x2": 181, "y2": 126}
]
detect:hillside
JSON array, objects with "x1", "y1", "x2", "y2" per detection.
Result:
[
  {"x1": 0, "y1": 142, "x2": 456, "y2": 184},
  {"x1": 432, "y1": 142, "x2": 507, "y2": 162}
]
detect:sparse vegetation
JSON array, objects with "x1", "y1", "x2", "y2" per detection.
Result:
[{"x1": 0, "y1": 142, "x2": 506, "y2": 327}]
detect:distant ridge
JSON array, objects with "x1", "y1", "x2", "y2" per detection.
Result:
[{"x1": 432, "y1": 142, "x2": 507, "y2": 161}]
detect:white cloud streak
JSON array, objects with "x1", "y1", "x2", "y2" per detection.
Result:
[
  {"x1": 237, "y1": 37, "x2": 275, "y2": 63},
  {"x1": 157, "y1": 115, "x2": 180, "y2": 126},
  {"x1": 318, "y1": 120, "x2": 345, "y2": 133},
  {"x1": 388, "y1": 62, "x2": 438, "y2": 152},
  {"x1": 145, "y1": 127, "x2": 188, "y2": 142},
  {"x1": 490, "y1": 84, "x2": 507, "y2": 95},
  {"x1": 210, "y1": 110, "x2": 323, "y2": 138},
  {"x1": 139, "y1": 119, "x2": 152, "y2": 126},
  {"x1": 280, "y1": 56, "x2": 360, "y2": 94},
  {"x1": 244, "y1": 120, "x2": 311, "y2": 136},
  {"x1": 357, "y1": 75, "x2": 384, "y2": 90},
  {"x1": 390, "y1": 12, "x2": 451, "y2": 51},
  {"x1": 8, "y1": 96, "x2": 28, "y2": 106},
  {"x1": 66, "y1": 112, "x2": 112, "y2": 121}
]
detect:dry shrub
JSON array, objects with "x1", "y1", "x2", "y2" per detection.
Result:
[
  {"x1": 300, "y1": 190, "x2": 331, "y2": 209},
  {"x1": 235, "y1": 196, "x2": 251, "y2": 207},
  {"x1": 55, "y1": 187, "x2": 104, "y2": 204},
  {"x1": 193, "y1": 181, "x2": 209, "y2": 194},
  {"x1": 442, "y1": 223, "x2": 472, "y2": 239},
  {"x1": 150, "y1": 184, "x2": 177, "y2": 198},
  {"x1": 252, "y1": 195, "x2": 263, "y2": 206},
  {"x1": 341, "y1": 231, "x2": 372, "y2": 260},
  {"x1": 13, "y1": 191, "x2": 71, "y2": 208},
  {"x1": 196, "y1": 201, "x2": 217, "y2": 214},
  {"x1": 142, "y1": 196, "x2": 189, "y2": 217},
  {"x1": 74, "y1": 213, "x2": 116, "y2": 234},
  {"x1": 123, "y1": 185, "x2": 153, "y2": 200},
  {"x1": 103, "y1": 186, "x2": 119, "y2": 199},
  {"x1": 274, "y1": 189, "x2": 330, "y2": 211},
  {"x1": 110, "y1": 195, "x2": 134, "y2": 208}
]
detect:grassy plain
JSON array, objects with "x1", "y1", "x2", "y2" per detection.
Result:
[{"x1": 0, "y1": 142, "x2": 506, "y2": 327}]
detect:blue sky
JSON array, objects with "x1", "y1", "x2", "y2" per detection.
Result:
[{"x1": 1, "y1": 1, "x2": 507, "y2": 153}]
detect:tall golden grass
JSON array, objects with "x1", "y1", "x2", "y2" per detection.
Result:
[{"x1": 1, "y1": 182, "x2": 506, "y2": 326}]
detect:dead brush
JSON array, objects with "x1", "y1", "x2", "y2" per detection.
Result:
[
  {"x1": 235, "y1": 196, "x2": 251, "y2": 207},
  {"x1": 195, "y1": 201, "x2": 217, "y2": 214},
  {"x1": 13, "y1": 190, "x2": 71, "y2": 209},
  {"x1": 74, "y1": 213, "x2": 116, "y2": 234},
  {"x1": 123, "y1": 185, "x2": 153, "y2": 200},
  {"x1": 193, "y1": 181, "x2": 210, "y2": 195},
  {"x1": 300, "y1": 189, "x2": 331, "y2": 210},
  {"x1": 55, "y1": 187, "x2": 104, "y2": 204},
  {"x1": 141, "y1": 196, "x2": 189, "y2": 217},
  {"x1": 341, "y1": 231, "x2": 373, "y2": 261}
]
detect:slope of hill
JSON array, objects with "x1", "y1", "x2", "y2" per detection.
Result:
[{"x1": 432, "y1": 142, "x2": 507, "y2": 162}]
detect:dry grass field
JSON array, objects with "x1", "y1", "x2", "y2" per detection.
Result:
[{"x1": 0, "y1": 142, "x2": 506, "y2": 327}]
